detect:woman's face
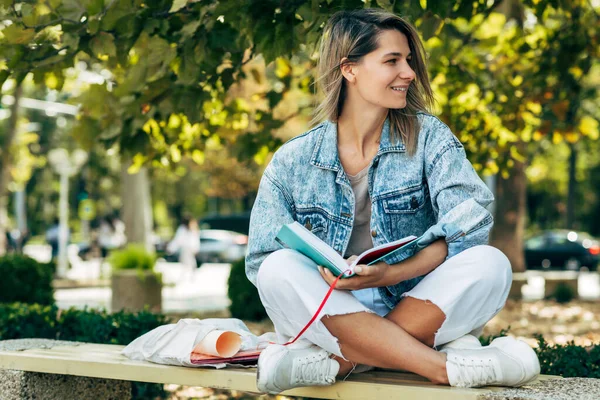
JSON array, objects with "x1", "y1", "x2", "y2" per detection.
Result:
[{"x1": 349, "y1": 29, "x2": 416, "y2": 110}]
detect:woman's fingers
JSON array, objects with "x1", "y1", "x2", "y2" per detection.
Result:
[
  {"x1": 354, "y1": 264, "x2": 370, "y2": 275},
  {"x1": 318, "y1": 265, "x2": 334, "y2": 285}
]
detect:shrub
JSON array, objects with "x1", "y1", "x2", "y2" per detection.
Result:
[
  {"x1": 480, "y1": 327, "x2": 600, "y2": 378},
  {"x1": 534, "y1": 334, "x2": 600, "y2": 378},
  {"x1": 109, "y1": 244, "x2": 156, "y2": 272},
  {"x1": 0, "y1": 254, "x2": 54, "y2": 305},
  {"x1": 552, "y1": 283, "x2": 576, "y2": 304},
  {"x1": 227, "y1": 258, "x2": 268, "y2": 322},
  {"x1": 0, "y1": 302, "x2": 171, "y2": 399},
  {"x1": 0, "y1": 302, "x2": 170, "y2": 343},
  {"x1": 479, "y1": 326, "x2": 512, "y2": 346}
]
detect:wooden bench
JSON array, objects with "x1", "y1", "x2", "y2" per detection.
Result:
[{"x1": 0, "y1": 339, "x2": 561, "y2": 400}]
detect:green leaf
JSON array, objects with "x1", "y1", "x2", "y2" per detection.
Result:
[
  {"x1": 1, "y1": 25, "x2": 36, "y2": 44},
  {"x1": 20, "y1": 4, "x2": 38, "y2": 26},
  {"x1": 82, "y1": 0, "x2": 104, "y2": 15},
  {"x1": 169, "y1": 0, "x2": 188, "y2": 13},
  {"x1": 420, "y1": 12, "x2": 444, "y2": 40},
  {"x1": 266, "y1": 90, "x2": 283, "y2": 109},
  {"x1": 376, "y1": 0, "x2": 393, "y2": 10},
  {"x1": 101, "y1": 0, "x2": 136, "y2": 30},
  {"x1": 90, "y1": 33, "x2": 117, "y2": 58},
  {"x1": 0, "y1": 70, "x2": 9, "y2": 89},
  {"x1": 179, "y1": 20, "x2": 201, "y2": 42},
  {"x1": 87, "y1": 16, "x2": 101, "y2": 34},
  {"x1": 56, "y1": 0, "x2": 85, "y2": 22}
]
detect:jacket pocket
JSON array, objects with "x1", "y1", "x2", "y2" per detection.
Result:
[
  {"x1": 295, "y1": 207, "x2": 330, "y2": 236},
  {"x1": 382, "y1": 185, "x2": 427, "y2": 214},
  {"x1": 379, "y1": 186, "x2": 433, "y2": 240}
]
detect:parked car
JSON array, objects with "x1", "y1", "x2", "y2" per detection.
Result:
[
  {"x1": 195, "y1": 229, "x2": 248, "y2": 265},
  {"x1": 525, "y1": 230, "x2": 600, "y2": 271}
]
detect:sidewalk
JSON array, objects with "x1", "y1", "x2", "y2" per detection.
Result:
[
  {"x1": 24, "y1": 244, "x2": 233, "y2": 314},
  {"x1": 53, "y1": 262, "x2": 232, "y2": 314}
]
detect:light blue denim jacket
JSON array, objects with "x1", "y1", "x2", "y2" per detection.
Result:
[{"x1": 246, "y1": 113, "x2": 494, "y2": 309}]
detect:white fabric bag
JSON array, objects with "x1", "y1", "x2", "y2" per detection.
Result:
[{"x1": 121, "y1": 318, "x2": 276, "y2": 369}]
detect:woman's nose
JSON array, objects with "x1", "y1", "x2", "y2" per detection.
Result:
[{"x1": 400, "y1": 63, "x2": 416, "y2": 81}]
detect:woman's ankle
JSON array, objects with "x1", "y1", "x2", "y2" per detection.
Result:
[
  {"x1": 331, "y1": 355, "x2": 354, "y2": 377},
  {"x1": 430, "y1": 352, "x2": 450, "y2": 384}
]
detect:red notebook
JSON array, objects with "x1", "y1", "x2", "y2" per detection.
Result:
[{"x1": 190, "y1": 349, "x2": 262, "y2": 365}]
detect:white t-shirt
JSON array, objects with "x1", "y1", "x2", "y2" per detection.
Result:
[{"x1": 345, "y1": 164, "x2": 390, "y2": 317}]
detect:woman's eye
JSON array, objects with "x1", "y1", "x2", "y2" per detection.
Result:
[{"x1": 387, "y1": 59, "x2": 397, "y2": 64}]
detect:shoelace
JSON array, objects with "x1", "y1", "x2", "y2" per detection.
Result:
[
  {"x1": 293, "y1": 350, "x2": 335, "y2": 385},
  {"x1": 454, "y1": 357, "x2": 497, "y2": 387}
]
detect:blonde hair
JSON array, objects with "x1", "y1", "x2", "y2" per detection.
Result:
[{"x1": 312, "y1": 8, "x2": 434, "y2": 154}]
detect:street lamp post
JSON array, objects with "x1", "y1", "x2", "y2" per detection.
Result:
[{"x1": 48, "y1": 148, "x2": 88, "y2": 278}]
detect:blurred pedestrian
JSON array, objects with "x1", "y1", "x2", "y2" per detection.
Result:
[
  {"x1": 45, "y1": 218, "x2": 61, "y2": 260},
  {"x1": 167, "y1": 215, "x2": 201, "y2": 278},
  {"x1": 98, "y1": 215, "x2": 126, "y2": 258}
]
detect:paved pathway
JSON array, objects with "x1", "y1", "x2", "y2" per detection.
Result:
[{"x1": 24, "y1": 244, "x2": 232, "y2": 313}]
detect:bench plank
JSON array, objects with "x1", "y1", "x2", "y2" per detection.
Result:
[{"x1": 0, "y1": 342, "x2": 550, "y2": 400}]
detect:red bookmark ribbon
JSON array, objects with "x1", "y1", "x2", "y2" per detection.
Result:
[{"x1": 268, "y1": 267, "x2": 351, "y2": 346}]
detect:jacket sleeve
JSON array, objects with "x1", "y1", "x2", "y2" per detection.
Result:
[
  {"x1": 245, "y1": 164, "x2": 295, "y2": 287},
  {"x1": 423, "y1": 121, "x2": 495, "y2": 259}
]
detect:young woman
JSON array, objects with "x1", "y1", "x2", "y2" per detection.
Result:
[{"x1": 246, "y1": 8, "x2": 540, "y2": 394}]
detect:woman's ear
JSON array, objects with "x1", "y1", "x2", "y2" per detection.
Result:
[{"x1": 340, "y1": 57, "x2": 357, "y2": 84}]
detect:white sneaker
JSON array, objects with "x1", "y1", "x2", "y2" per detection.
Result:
[
  {"x1": 439, "y1": 334, "x2": 482, "y2": 351},
  {"x1": 443, "y1": 336, "x2": 540, "y2": 388},
  {"x1": 256, "y1": 342, "x2": 340, "y2": 394}
]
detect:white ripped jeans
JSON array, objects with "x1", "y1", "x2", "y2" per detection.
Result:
[{"x1": 256, "y1": 245, "x2": 512, "y2": 359}]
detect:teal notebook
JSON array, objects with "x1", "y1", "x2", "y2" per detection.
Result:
[{"x1": 275, "y1": 221, "x2": 416, "y2": 278}]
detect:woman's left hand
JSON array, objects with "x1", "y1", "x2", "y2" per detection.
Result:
[{"x1": 318, "y1": 261, "x2": 392, "y2": 290}]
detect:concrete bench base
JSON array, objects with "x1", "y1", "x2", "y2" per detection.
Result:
[
  {"x1": 0, "y1": 339, "x2": 562, "y2": 400},
  {"x1": 0, "y1": 369, "x2": 131, "y2": 400}
]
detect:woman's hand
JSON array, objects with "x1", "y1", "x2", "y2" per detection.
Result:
[{"x1": 317, "y1": 255, "x2": 393, "y2": 290}]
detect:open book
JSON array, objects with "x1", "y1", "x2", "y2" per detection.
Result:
[
  {"x1": 190, "y1": 330, "x2": 263, "y2": 365},
  {"x1": 276, "y1": 221, "x2": 417, "y2": 278}
]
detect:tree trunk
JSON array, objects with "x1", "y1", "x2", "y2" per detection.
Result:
[
  {"x1": 490, "y1": 157, "x2": 527, "y2": 272},
  {"x1": 121, "y1": 163, "x2": 154, "y2": 252},
  {"x1": 566, "y1": 143, "x2": 577, "y2": 229},
  {"x1": 0, "y1": 83, "x2": 23, "y2": 255}
]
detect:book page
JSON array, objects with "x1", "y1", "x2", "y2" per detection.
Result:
[
  {"x1": 352, "y1": 235, "x2": 418, "y2": 266},
  {"x1": 191, "y1": 330, "x2": 241, "y2": 358}
]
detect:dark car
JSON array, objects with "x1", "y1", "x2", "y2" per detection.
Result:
[{"x1": 525, "y1": 230, "x2": 600, "y2": 271}]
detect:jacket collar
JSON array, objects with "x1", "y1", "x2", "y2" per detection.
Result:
[{"x1": 310, "y1": 118, "x2": 406, "y2": 172}]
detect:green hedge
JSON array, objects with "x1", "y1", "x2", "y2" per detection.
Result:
[
  {"x1": 535, "y1": 334, "x2": 600, "y2": 378},
  {"x1": 0, "y1": 255, "x2": 54, "y2": 305},
  {"x1": 0, "y1": 302, "x2": 169, "y2": 343},
  {"x1": 0, "y1": 303, "x2": 171, "y2": 399},
  {"x1": 227, "y1": 258, "x2": 268, "y2": 322},
  {"x1": 481, "y1": 327, "x2": 599, "y2": 378}
]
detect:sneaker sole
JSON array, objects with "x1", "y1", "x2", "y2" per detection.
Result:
[{"x1": 490, "y1": 337, "x2": 541, "y2": 386}]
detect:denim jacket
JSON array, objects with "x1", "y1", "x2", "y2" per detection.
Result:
[{"x1": 245, "y1": 113, "x2": 494, "y2": 309}]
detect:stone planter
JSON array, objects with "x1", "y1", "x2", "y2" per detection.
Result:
[{"x1": 111, "y1": 270, "x2": 162, "y2": 313}]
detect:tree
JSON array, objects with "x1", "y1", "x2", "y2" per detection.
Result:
[{"x1": 2, "y1": 0, "x2": 598, "y2": 267}]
